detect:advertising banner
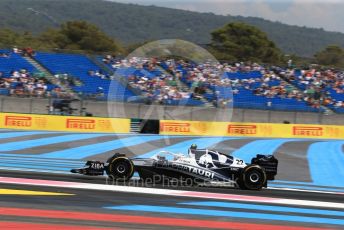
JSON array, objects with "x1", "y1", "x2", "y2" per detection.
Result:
[
  {"x1": 160, "y1": 120, "x2": 344, "y2": 139},
  {"x1": 0, "y1": 113, "x2": 130, "y2": 133}
]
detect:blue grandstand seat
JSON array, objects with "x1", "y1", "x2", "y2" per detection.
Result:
[
  {"x1": 0, "y1": 88, "x2": 9, "y2": 96},
  {"x1": 34, "y1": 52, "x2": 135, "y2": 101},
  {"x1": 0, "y1": 50, "x2": 37, "y2": 76},
  {"x1": 163, "y1": 61, "x2": 322, "y2": 112},
  {"x1": 0, "y1": 50, "x2": 59, "y2": 95},
  {"x1": 225, "y1": 71, "x2": 262, "y2": 79}
]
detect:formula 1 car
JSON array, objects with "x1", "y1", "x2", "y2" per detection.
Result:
[{"x1": 71, "y1": 145, "x2": 278, "y2": 190}]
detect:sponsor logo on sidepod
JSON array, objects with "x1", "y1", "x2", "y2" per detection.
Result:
[{"x1": 157, "y1": 162, "x2": 214, "y2": 178}]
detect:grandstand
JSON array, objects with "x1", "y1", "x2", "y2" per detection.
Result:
[
  {"x1": 0, "y1": 49, "x2": 343, "y2": 114},
  {"x1": 290, "y1": 69, "x2": 344, "y2": 114},
  {"x1": 34, "y1": 52, "x2": 135, "y2": 101},
  {"x1": 0, "y1": 50, "x2": 57, "y2": 97},
  {"x1": 162, "y1": 60, "x2": 322, "y2": 112}
]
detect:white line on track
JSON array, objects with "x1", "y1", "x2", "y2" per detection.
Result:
[
  {"x1": 2, "y1": 169, "x2": 342, "y2": 195},
  {"x1": 0, "y1": 167, "x2": 70, "y2": 174},
  {"x1": 267, "y1": 186, "x2": 344, "y2": 195},
  {"x1": 0, "y1": 176, "x2": 343, "y2": 209}
]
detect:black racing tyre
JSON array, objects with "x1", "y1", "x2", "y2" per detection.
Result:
[
  {"x1": 237, "y1": 165, "x2": 267, "y2": 190},
  {"x1": 106, "y1": 156, "x2": 134, "y2": 181}
]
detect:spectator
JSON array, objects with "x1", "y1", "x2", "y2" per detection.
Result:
[{"x1": 22, "y1": 47, "x2": 35, "y2": 57}]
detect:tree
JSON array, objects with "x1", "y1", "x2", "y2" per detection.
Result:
[
  {"x1": 0, "y1": 29, "x2": 19, "y2": 47},
  {"x1": 314, "y1": 45, "x2": 344, "y2": 68},
  {"x1": 0, "y1": 29, "x2": 50, "y2": 50},
  {"x1": 0, "y1": 21, "x2": 123, "y2": 54},
  {"x1": 39, "y1": 21, "x2": 123, "y2": 53},
  {"x1": 209, "y1": 22, "x2": 283, "y2": 63}
]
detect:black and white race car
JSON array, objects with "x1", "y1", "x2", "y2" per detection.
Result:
[{"x1": 71, "y1": 145, "x2": 278, "y2": 190}]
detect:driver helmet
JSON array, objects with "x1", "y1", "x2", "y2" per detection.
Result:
[{"x1": 190, "y1": 144, "x2": 197, "y2": 150}]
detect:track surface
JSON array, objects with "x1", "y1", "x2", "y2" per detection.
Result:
[
  {"x1": 0, "y1": 130, "x2": 343, "y2": 229},
  {"x1": 1, "y1": 171, "x2": 343, "y2": 229}
]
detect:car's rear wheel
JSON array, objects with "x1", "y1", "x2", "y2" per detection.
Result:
[
  {"x1": 106, "y1": 155, "x2": 134, "y2": 181},
  {"x1": 237, "y1": 165, "x2": 266, "y2": 190}
]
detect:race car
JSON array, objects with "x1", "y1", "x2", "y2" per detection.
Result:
[{"x1": 71, "y1": 144, "x2": 278, "y2": 190}]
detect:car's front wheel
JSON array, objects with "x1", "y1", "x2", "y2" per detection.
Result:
[
  {"x1": 237, "y1": 165, "x2": 267, "y2": 190},
  {"x1": 106, "y1": 155, "x2": 134, "y2": 181}
]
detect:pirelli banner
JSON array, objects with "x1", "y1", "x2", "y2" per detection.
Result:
[
  {"x1": 0, "y1": 113, "x2": 130, "y2": 133},
  {"x1": 160, "y1": 120, "x2": 344, "y2": 139}
]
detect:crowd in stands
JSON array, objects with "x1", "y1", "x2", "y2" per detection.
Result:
[
  {"x1": 161, "y1": 60, "x2": 288, "y2": 106},
  {"x1": 14, "y1": 46, "x2": 36, "y2": 57},
  {"x1": 161, "y1": 60, "x2": 344, "y2": 110},
  {"x1": 0, "y1": 48, "x2": 73, "y2": 98},
  {"x1": 99, "y1": 55, "x2": 344, "y2": 110},
  {"x1": 88, "y1": 70, "x2": 111, "y2": 80},
  {"x1": 128, "y1": 75, "x2": 192, "y2": 104},
  {"x1": 101, "y1": 56, "x2": 195, "y2": 104},
  {"x1": 1, "y1": 47, "x2": 344, "y2": 112},
  {"x1": 0, "y1": 47, "x2": 35, "y2": 57},
  {"x1": 0, "y1": 68, "x2": 52, "y2": 97},
  {"x1": 281, "y1": 69, "x2": 344, "y2": 110}
]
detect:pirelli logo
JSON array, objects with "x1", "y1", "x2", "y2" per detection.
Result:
[
  {"x1": 228, "y1": 125, "x2": 257, "y2": 135},
  {"x1": 5, "y1": 115, "x2": 32, "y2": 127},
  {"x1": 293, "y1": 126, "x2": 323, "y2": 136},
  {"x1": 66, "y1": 119, "x2": 96, "y2": 130},
  {"x1": 160, "y1": 122, "x2": 190, "y2": 133}
]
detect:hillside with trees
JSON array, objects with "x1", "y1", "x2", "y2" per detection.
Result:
[
  {"x1": 315, "y1": 45, "x2": 344, "y2": 68},
  {"x1": 0, "y1": 21, "x2": 122, "y2": 54},
  {"x1": 0, "y1": 0, "x2": 344, "y2": 57}
]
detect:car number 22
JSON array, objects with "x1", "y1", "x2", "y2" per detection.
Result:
[{"x1": 236, "y1": 159, "x2": 244, "y2": 165}]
